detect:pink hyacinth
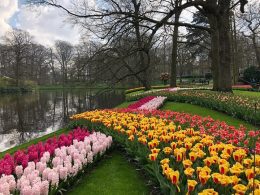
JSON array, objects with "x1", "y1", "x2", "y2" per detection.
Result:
[
  {"x1": 59, "y1": 167, "x2": 68, "y2": 181},
  {"x1": 15, "y1": 166, "x2": 23, "y2": 178},
  {"x1": 0, "y1": 130, "x2": 112, "y2": 195},
  {"x1": 0, "y1": 128, "x2": 90, "y2": 176}
]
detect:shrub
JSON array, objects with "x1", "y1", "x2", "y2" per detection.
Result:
[{"x1": 243, "y1": 66, "x2": 260, "y2": 84}]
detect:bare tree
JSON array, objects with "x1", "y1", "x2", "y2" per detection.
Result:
[
  {"x1": 3, "y1": 29, "x2": 33, "y2": 86},
  {"x1": 54, "y1": 40, "x2": 74, "y2": 86},
  {"x1": 237, "y1": 1, "x2": 260, "y2": 68},
  {"x1": 31, "y1": 0, "x2": 249, "y2": 91}
]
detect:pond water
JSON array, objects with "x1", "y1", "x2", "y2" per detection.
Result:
[{"x1": 0, "y1": 89, "x2": 125, "y2": 152}]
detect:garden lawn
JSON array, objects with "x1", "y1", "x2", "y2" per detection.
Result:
[
  {"x1": 161, "y1": 102, "x2": 257, "y2": 130},
  {"x1": 234, "y1": 90, "x2": 260, "y2": 98},
  {"x1": 68, "y1": 150, "x2": 149, "y2": 195},
  {"x1": 116, "y1": 101, "x2": 135, "y2": 108}
]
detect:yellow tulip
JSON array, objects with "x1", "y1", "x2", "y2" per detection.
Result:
[
  {"x1": 189, "y1": 152, "x2": 197, "y2": 162},
  {"x1": 160, "y1": 158, "x2": 170, "y2": 165},
  {"x1": 233, "y1": 184, "x2": 248, "y2": 194},
  {"x1": 220, "y1": 151, "x2": 231, "y2": 160},
  {"x1": 230, "y1": 162, "x2": 244, "y2": 176},
  {"x1": 204, "y1": 157, "x2": 213, "y2": 167},
  {"x1": 185, "y1": 142, "x2": 193, "y2": 150},
  {"x1": 128, "y1": 135, "x2": 134, "y2": 141},
  {"x1": 187, "y1": 179, "x2": 197, "y2": 192},
  {"x1": 199, "y1": 171, "x2": 211, "y2": 185},
  {"x1": 161, "y1": 163, "x2": 169, "y2": 175},
  {"x1": 198, "y1": 188, "x2": 218, "y2": 195},
  {"x1": 183, "y1": 159, "x2": 193, "y2": 168},
  {"x1": 186, "y1": 128, "x2": 195, "y2": 135},
  {"x1": 151, "y1": 148, "x2": 160, "y2": 154},
  {"x1": 243, "y1": 158, "x2": 253, "y2": 168},
  {"x1": 163, "y1": 147, "x2": 172, "y2": 155},
  {"x1": 169, "y1": 170, "x2": 179, "y2": 185},
  {"x1": 229, "y1": 175, "x2": 240, "y2": 185},
  {"x1": 245, "y1": 168, "x2": 255, "y2": 180},
  {"x1": 149, "y1": 153, "x2": 158, "y2": 161},
  {"x1": 219, "y1": 163, "x2": 229, "y2": 174},
  {"x1": 233, "y1": 149, "x2": 247, "y2": 162},
  {"x1": 184, "y1": 167, "x2": 195, "y2": 177},
  {"x1": 212, "y1": 173, "x2": 222, "y2": 184},
  {"x1": 218, "y1": 175, "x2": 231, "y2": 186}
]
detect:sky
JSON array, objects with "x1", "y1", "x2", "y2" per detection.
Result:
[
  {"x1": 0, "y1": 0, "x2": 81, "y2": 46},
  {"x1": 0, "y1": 0, "x2": 194, "y2": 47}
]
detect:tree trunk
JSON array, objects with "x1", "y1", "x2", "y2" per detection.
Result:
[
  {"x1": 15, "y1": 53, "x2": 21, "y2": 87},
  {"x1": 252, "y1": 34, "x2": 260, "y2": 68},
  {"x1": 170, "y1": 12, "x2": 180, "y2": 87},
  {"x1": 218, "y1": 13, "x2": 232, "y2": 92},
  {"x1": 231, "y1": 14, "x2": 239, "y2": 84},
  {"x1": 208, "y1": 12, "x2": 232, "y2": 92},
  {"x1": 133, "y1": 1, "x2": 151, "y2": 90},
  {"x1": 208, "y1": 15, "x2": 220, "y2": 90}
]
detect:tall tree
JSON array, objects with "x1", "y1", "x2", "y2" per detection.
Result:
[
  {"x1": 237, "y1": 1, "x2": 260, "y2": 68},
  {"x1": 170, "y1": 0, "x2": 183, "y2": 87},
  {"x1": 3, "y1": 29, "x2": 32, "y2": 86},
  {"x1": 55, "y1": 40, "x2": 74, "y2": 86}
]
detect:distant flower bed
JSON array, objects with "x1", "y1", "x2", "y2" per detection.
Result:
[
  {"x1": 71, "y1": 110, "x2": 260, "y2": 194},
  {"x1": 232, "y1": 85, "x2": 253, "y2": 89},
  {"x1": 125, "y1": 85, "x2": 170, "y2": 94},
  {"x1": 127, "y1": 90, "x2": 260, "y2": 124},
  {"x1": 128, "y1": 96, "x2": 167, "y2": 111},
  {"x1": 0, "y1": 127, "x2": 112, "y2": 195}
]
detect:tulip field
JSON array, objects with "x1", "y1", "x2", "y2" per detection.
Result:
[
  {"x1": 0, "y1": 89, "x2": 259, "y2": 194},
  {"x1": 71, "y1": 109, "x2": 260, "y2": 194}
]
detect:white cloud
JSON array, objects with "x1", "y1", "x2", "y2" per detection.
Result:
[
  {"x1": 0, "y1": 0, "x2": 19, "y2": 37},
  {"x1": 16, "y1": 2, "x2": 82, "y2": 47}
]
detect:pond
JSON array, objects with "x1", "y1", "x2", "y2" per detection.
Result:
[{"x1": 0, "y1": 89, "x2": 125, "y2": 152}]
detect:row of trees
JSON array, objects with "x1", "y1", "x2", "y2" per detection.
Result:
[
  {"x1": 30, "y1": 0, "x2": 259, "y2": 92},
  {"x1": 0, "y1": 0, "x2": 259, "y2": 91},
  {"x1": 0, "y1": 29, "x2": 81, "y2": 86}
]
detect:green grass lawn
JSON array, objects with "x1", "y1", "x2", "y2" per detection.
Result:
[
  {"x1": 161, "y1": 102, "x2": 257, "y2": 130},
  {"x1": 116, "y1": 101, "x2": 135, "y2": 108},
  {"x1": 233, "y1": 90, "x2": 260, "y2": 98},
  {"x1": 68, "y1": 151, "x2": 149, "y2": 195}
]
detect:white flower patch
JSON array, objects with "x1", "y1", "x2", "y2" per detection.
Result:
[{"x1": 138, "y1": 96, "x2": 167, "y2": 111}]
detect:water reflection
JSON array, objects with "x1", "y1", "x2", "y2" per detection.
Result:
[{"x1": 0, "y1": 89, "x2": 124, "y2": 152}]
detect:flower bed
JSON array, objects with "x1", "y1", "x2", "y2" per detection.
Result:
[
  {"x1": 0, "y1": 127, "x2": 113, "y2": 194},
  {"x1": 232, "y1": 85, "x2": 253, "y2": 89},
  {"x1": 127, "y1": 96, "x2": 155, "y2": 109},
  {"x1": 71, "y1": 110, "x2": 260, "y2": 194},
  {"x1": 128, "y1": 96, "x2": 167, "y2": 111},
  {"x1": 0, "y1": 127, "x2": 90, "y2": 176},
  {"x1": 115, "y1": 109, "x2": 260, "y2": 152},
  {"x1": 125, "y1": 85, "x2": 170, "y2": 94},
  {"x1": 126, "y1": 90, "x2": 260, "y2": 124}
]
